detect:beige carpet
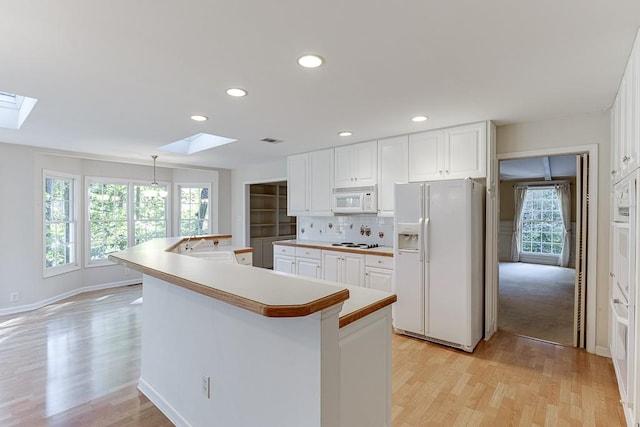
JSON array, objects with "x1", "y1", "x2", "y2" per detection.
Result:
[{"x1": 498, "y1": 262, "x2": 576, "y2": 346}]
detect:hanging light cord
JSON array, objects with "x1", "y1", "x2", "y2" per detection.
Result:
[{"x1": 151, "y1": 155, "x2": 159, "y2": 186}]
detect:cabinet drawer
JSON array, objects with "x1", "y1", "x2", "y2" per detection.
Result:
[
  {"x1": 365, "y1": 254, "x2": 393, "y2": 269},
  {"x1": 273, "y1": 245, "x2": 295, "y2": 256},
  {"x1": 235, "y1": 253, "x2": 253, "y2": 266},
  {"x1": 295, "y1": 247, "x2": 322, "y2": 260}
]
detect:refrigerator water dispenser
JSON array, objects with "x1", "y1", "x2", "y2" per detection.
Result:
[{"x1": 396, "y1": 223, "x2": 420, "y2": 251}]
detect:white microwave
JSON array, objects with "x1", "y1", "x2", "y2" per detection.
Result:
[{"x1": 332, "y1": 186, "x2": 377, "y2": 214}]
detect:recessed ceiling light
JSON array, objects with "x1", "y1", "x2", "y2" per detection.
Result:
[
  {"x1": 338, "y1": 131, "x2": 352, "y2": 137},
  {"x1": 226, "y1": 88, "x2": 247, "y2": 97},
  {"x1": 297, "y1": 54, "x2": 324, "y2": 68},
  {"x1": 190, "y1": 115, "x2": 208, "y2": 122},
  {"x1": 411, "y1": 116, "x2": 428, "y2": 122}
]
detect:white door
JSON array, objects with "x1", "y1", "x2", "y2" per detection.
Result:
[
  {"x1": 322, "y1": 251, "x2": 342, "y2": 283},
  {"x1": 309, "y1": 149, "x2": 334, "y2": 215},
  {"x1": 353, "y1": 141, "x2": 377, "y2": 186},
  {"x1": 334, "y1": 145, "x2": 355, "y2": 188},
  {"x1": 274, "y1": 255, "x2": 296, "y2": 274},
  {"x1": 343, "y1": 253, "x2": 365, "y2": 287},
  {"x1": 393, "y1": 250, "x2": 424, "y2": 335},
  {"x1": 365, "y1": 267, "x2": 392, "y2": 292},
  {"x1": 444, "y1": 122, "x2": 487, "y2": 179},
  {"x1": 378, "y1": 136, "x2": 408, "y2": 216},
  {"x1": 296, "y1": 258, "x2": 322, "y2": 279},
  {"x1": 287, "y1": 154, "x2": 308, "y2": 215},
  {"x1": 408, "y1": 130, "x2": 444, "y2": 182}
]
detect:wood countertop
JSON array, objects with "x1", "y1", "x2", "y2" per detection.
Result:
[
  {"x1": 273, "y1": 240, "x2": 394, "y2": 257},
  {"x1": 109, "y1": 238, "x2": 395, "y2": 325}
]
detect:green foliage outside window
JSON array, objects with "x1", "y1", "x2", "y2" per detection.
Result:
[
  {"x1": 88, "y1": 182, "x2": 128, "y2": 260},
  {"x1": 134, "y1": 185, "x2": 168, "y2": 244},
  {"x1": 179, "y1": 187, "x2": 209, "y2": 236},
  {"x1": 520, "y1": 188, "x2": 563, "y2": 255},
  {"x1": 44, "y1": 177, "x2": 75, "y2": 268}
]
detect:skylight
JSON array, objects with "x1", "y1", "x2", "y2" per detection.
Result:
[
  {"x1": 159, "y1": 133, "x2": 238, "y2": 155},
  {"x1": 0, "y1": 90, "x2": 38, "y2": 130}
]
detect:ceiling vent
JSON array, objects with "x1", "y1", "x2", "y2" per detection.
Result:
[{"x1": 261, "y1": 137, "x2": 284, "y2": 144}]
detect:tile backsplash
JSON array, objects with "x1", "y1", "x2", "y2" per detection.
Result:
[{"x1": 297, "y1": 215, "x2": 394, "y2": 247}]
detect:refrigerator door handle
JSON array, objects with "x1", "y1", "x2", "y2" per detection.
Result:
[
  {"x1": 418, "y1": 217, "x2": 424, "y2": 262},
  {"x1": 423, "y1": 217, "x2": 430, "y2": 262}
]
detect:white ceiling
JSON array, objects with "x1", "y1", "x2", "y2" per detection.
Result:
[{"x1": 1, "y1": 1, "x2": 639, "y2": 169}]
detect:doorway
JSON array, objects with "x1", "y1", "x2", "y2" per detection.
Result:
[{"x1": 497, "y1": 154, "x2": 587, "y2": 347}]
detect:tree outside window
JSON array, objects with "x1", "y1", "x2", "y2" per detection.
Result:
[
  {"x1": 88, "y1": 182, "x2": 128, "y2": 261},
  {"x1": 520, "y1": 188, "x2": 564, "y2": 255},
  {"x1": 134, "y1": 184, "x2": 168, "y2": 244},
  {"x1": 179, "y1": 186, "x2": 210, "y2": 236},
  {"x1": 44, "y1": 174, "x2": 77, "y2": 270}
]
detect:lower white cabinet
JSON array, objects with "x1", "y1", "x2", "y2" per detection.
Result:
[
  {"x1": 364, "y1": 255, "x2": 393, "y2": 292},
  {"x1": 274, "y1": 254, "x2": 296, "y2": 274},
  {"x1": 323, "y1": 250, "x2": 365, "y2": 287},
  {"x1": 235, "y1": 252, "x2": 253, "y2": 266},
  {"x1": 295, "y1": 247, "x2": 323, "y2": 279}
]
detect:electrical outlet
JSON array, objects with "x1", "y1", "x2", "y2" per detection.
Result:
[
  {"x1": 201, "y1": 374, "x2": 210, "y2": 398},
  {"x1": 10, "y1": 292, "x2": 19, "y2": 302}
]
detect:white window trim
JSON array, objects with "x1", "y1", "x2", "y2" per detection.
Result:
[
  {"x1": 85, "y1": 176, "x2": 130, "y2": 268},
  {"x1": 131, "y1": 180, "x2": 171, "y2": 246},
  {"x1": 43, "y1": 170, "x2": 81, "y2": 278},
  {"x1": 174, "y1": 182, "x2": 215, "y2": 236},
  {"x1": 85, "y1": 177, "x2": 172, "y2": 268}
]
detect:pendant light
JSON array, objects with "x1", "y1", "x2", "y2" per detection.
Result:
[{"x1": 143, "y1": 155, "x2": 167, "y2": 198}]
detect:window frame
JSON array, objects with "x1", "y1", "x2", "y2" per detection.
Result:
[
  {"x1": 174, "y1": 183, "x2": 214, "y2": 237},
  {"x1": 519, "y1": 186, "x2": 564, "y2": 258},
  {"x1": 85, "y1": 177, "x2": 171, "y2": 268},
  {"x1": 43, "y1": 170, "x2": 80, "y2": 278}
]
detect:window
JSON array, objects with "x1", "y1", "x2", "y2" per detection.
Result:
[
  {"x1": 133, "y1": 184, "x2": 168, "y2": 244},
  {"x1": 87, "y1": 180, "x2": 170, "y2": 265},
  {"x1": 44, "y1": 172, "x2": 79, "y2": 276},
  {"x1": 178, "y1": 185, "x2": 210, "y2": 236},
  {"x1": 520, "y1": 188, "x2": 564, "y2": 255},
  {"x1": 87, "y1": 181, "x2": 128, "y2": 263}
]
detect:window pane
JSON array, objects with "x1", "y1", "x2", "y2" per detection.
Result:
[
  {"x1": 520, "y1": 188, "x2": 565, "y2": 255},
  {"x1": 134, "y1": 185, "x2": 168, "y2": 244},
  {"x1": 44, "y1": 176, "x2": 76, "y2": 270},
  {"x1": 88, "y1": 182, "x2": 128, "y2": 260},
  {"x1": 179, "y1": 186, "x2": 210, "y2": 236}
]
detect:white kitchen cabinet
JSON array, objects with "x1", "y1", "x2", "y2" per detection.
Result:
[
  {"x1": 235, "y1": 252, "x2": 253, "y2": 266},
  {"x1": 287, "y1": 149, "x2": 334, "y2": 216},
  {"x1": 365, "y1": 254, "x2": 393, "y2": 292},
  {"x1": 274, "y1": 254, "x2": 296, "y2": 274},
  {"x1": 322, "y1": 250, "x2": 365, "y2": 287},
  {"x1": 295, "y1": 247, "x2": 322, "y2": 279},
  {"x1": 408, "y1": 122, "x2": 486, "y2": 182},
  {"x1": 334, "y1": 141, "x2": 377, "y2": 188},
  {"x1": 378, "y1": 136, "x2": 408, "y2": 216}
]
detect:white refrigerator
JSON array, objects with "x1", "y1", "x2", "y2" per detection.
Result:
[{"x1": 393, "y1": 179, "x2": 484, "y2": 352}]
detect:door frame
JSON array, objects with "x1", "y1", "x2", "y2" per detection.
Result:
[{"x1": 487, "y1": 144, "x2": 598, "y2": 353}]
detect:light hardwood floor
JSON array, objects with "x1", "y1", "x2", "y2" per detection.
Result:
[{"x1": 0, "y1": 286, "x2": 625, "y2": 426}]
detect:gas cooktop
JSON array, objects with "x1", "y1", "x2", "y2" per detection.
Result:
[{"x1": 331, "y1": 242, "x2": 380, "y2": 249}]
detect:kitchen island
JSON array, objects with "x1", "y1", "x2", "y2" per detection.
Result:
[{"x1": 109, "y1": 237, "x2": 396, "y2": 427}]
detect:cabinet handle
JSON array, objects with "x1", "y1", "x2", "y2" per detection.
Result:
[
  {"x1": 623, "y1": 156, "x2": 630, "y2": 162},
  {"x1": 439, "y1": 170, "x2": 443, "y2": 175},
  {"x1": 611, "y1": 170, "x2": 617, "y2": 175},
  {"x1": 610, "y1": 272, "x2": 615, "y2": 277},
  {"x1": 445, "y1": 170, "x2": 449, "y2": 174},
  {"x1": 378, "y1": 260, "x2": 382, "y2": 264}
]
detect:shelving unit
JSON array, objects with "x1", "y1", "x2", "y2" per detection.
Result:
[{"x1": 249, "y1": 181, "x2": 296, "y2": 268}]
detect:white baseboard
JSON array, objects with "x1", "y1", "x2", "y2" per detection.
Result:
[
  {"x1": 0, "y1": 279, "x2": 141, "y2": 316},
  {"x1": 138, "y1": 377, "x2": 192, "y2": 427},
  {"x1": 596, "y1": 345, "x2": 611, "y2": 358}
]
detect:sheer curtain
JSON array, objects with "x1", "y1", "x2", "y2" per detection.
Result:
[
  {"x1": 511, "y1": 185, "x2": 527, "y2": 262},
  {"x1": 556, "y1": 183, "x2": 571, "y2": 267}
]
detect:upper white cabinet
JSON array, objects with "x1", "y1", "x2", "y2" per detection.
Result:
[
  {"x1": 378, "y1": 136, "x2": 408, "y2": 216},
  {"x1": 408, "y1": 122, "x2": 487, "y2": 182},
  {"x1": 287, "y1": 149, "x2": 334, "y2": 216},
  {"x1": 334, "y1": 141, "x2": 378, "y2": 188},
  {"x1": 612, "y1": 30, "x2": 640, "y2": 184}
]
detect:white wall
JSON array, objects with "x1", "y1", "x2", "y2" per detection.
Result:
[
  {"x1": 0, "y1": 142, "x2": 231, "y2": 312},
  {"x1": 496, "y1": 111, "x2": 610, "y2": 349},
  {"x1": 230, "y1": 159, "x2": 287, "y2": 246}
]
